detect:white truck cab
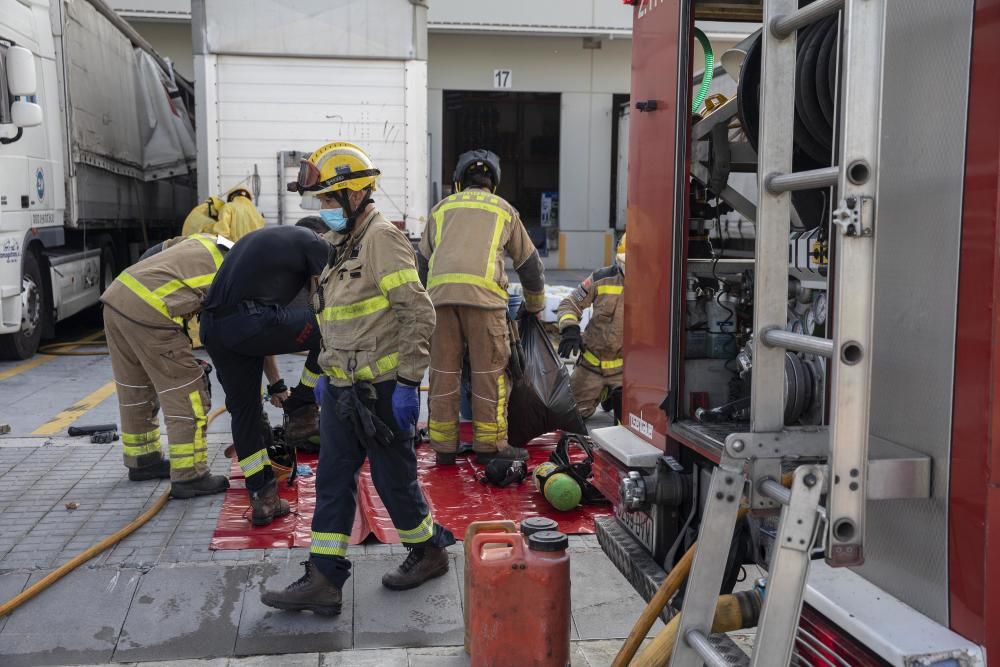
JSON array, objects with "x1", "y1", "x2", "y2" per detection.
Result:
[{"x1": 0, "y1": 0, "x2": 195, "y2": 360}]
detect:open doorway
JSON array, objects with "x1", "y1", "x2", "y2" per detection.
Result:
[{"x1": 442, "y1": 91, "x2": 560, "y2": 255}]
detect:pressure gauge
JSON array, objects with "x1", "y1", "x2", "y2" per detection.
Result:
[
  {"x1": 813, "y1": 292, "x2": 828, "y2": 326},
  {"x1": 803, "y1": 309, "x2": 816, "y2": 336},
  {"x1": 791, "y1": 319, "x2": 804, "y2": 334}
]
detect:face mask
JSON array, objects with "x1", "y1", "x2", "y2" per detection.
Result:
[{"x1": 319, "y1": 208, "x2": 348, "y2": 232}]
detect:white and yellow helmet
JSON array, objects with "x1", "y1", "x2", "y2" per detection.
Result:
[{"x1": 288, "y1": 141, "x2": 380, "y2": 198}]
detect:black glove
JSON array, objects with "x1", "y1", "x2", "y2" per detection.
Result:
[{"x1": 558, "y1": 326, "x2": 582, "y2": 359}]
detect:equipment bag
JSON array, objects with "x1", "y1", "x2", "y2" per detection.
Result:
[{"x1": 507, "y1": 313, "x2": 587, "y2": 447}]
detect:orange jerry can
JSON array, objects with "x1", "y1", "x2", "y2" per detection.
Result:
[
  {"x1": 463, "y1": 520, "x2": 517, "y2": 652},
  {"x1": 468, "y1": 530, "x2": 571, "y2": 667},
  {"x1": 463, "y1": 518, "x2": 560, "y2": 652}
]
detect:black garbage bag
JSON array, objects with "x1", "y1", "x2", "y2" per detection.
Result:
[{"x1": 507, "y1": 313, "x2": 587, "y2": 447}]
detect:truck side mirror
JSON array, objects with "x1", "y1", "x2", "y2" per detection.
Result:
[
  {"x1": 11, "y1": 100, "x2": 42, "y2": 128},
  {"x1": 6, "y1": 46, "x2": 37, "y2": 96}
]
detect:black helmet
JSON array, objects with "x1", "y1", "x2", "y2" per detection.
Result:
[{"x1": 453, "y1": 149, "x2": 502, "y2": 190}]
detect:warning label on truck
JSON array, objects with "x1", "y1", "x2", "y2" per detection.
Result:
[{"x1": 0, "y1": 238, "x2": 20, "y2": 264}]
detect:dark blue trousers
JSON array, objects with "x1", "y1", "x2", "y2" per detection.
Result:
[{"x1": 310, "y1": 379, "x2": 455, "y2": 586}]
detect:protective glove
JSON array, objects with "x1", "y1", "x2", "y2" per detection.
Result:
[
  {"x1": 392, "y1": 383, "x2": 420, "y2": 430},
  {"x1": 558, "y1": 325, "x2": 582, "y2": 359},
  {"x1": 313, "y1": 375, "x2": 328, "y2": 404}
]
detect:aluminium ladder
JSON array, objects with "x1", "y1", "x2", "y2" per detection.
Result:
[{"x1": 669, "y1": 0, "x2": 885, "y2": 665}]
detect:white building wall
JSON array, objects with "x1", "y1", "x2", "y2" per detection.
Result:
[{"x1": 428, "y1": 32, "x2": 631, "y2": 269}]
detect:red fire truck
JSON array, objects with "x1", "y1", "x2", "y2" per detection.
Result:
[{"x1": 592, "y1": 0, "x2": 999, "y2": 664}]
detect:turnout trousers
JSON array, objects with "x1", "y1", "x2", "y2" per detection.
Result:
[
  {"x1": 570, "y1": 361, "x2": 623, "y2": 420},
  {"x1": 200, "y1": 301, "x2": 321, "y2": 493},
  {"x1": 428, "y1": 306, "x2": 510, "y2": 455},
  {"x1": 104, "y1": 307, "x2": 210, "y2": 482},
  {"x1": 310, "y1": 380, "x2": 454, "y2": 586}
]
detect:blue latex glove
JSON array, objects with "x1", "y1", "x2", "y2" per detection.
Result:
[
  {"x1": 313, "y1": 375, "x2": 327, "y2": 404},
  {"x1": 392, "y1": 384, "x2": 420, "y2": 430}
]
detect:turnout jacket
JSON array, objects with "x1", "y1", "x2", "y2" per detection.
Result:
[
  {"x1": 101, "y1": 233, "x2": 226, "y2": 328},
  {"x1": 556, "y1": 265, "x2": 625, "y2": 374},
  {"x1": 315, "y1": 208, "x2": 435, "y2": 387},
  {"x1": 417, "y1": 187, "x2": 545, "y2": 311}
]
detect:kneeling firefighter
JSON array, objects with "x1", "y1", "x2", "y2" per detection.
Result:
[
  {"x1": 556, "y1": 233, "x2": 626, "y2": 421},
  {"x1": 261, "y1": 141, "x2": 455, "y2": 615},
  {"x1": 101, "y1": 234, "x2": 235, "y2": 497}
]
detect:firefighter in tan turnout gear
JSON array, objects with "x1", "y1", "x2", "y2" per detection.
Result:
[
  {"x1": 557, "y1": 233, "x2": 626, "y2": 421},
  {"x1": 101, "y1": 233, "x2": 235, "y2": 498},
  {"x1": 261, "y1": 141, "x2": 455, "y2": 616},
  {"x1": 418, "y1": 149, "x2": 546, "y2": 465}
]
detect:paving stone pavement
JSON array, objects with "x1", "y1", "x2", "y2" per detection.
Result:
[{"x1": 0, "y1": 435, "x2": 657, "y2": 666}]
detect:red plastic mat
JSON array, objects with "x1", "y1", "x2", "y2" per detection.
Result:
[{"x1": 211, "y1": 428, "x2": 611, "y2": 550}]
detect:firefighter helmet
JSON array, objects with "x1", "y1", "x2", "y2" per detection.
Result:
[
  {"x1": 453, "y1": 149, "x2": 502, "y2": 191},
  {"x1": 288, "y1": 141, "x2": 381, "y2": 197}
]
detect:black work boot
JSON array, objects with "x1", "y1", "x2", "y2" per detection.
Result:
[
  {"x1": 260, "y1": 559, "x2": 343, "y2": 616},
  {"x1": 285, "y1": 403, "x2": 320, "y2": 452},
  {"x1": 475, "y1": 446, "x2": 529, "y2": 465},
  {"x1": 250, "y1": 479, "x2": 291, "y2": 526},
  {"x1": 170, "y1": 473, "x2": 230, "y2": 499},
  {"x1": 128, "y1": 459, "x2": 171, "y2": 481},
  {"x1": 435, "y1": 452, "x2": 457, "y2": 465},
  {"x1": 381, "y1": 545, "x2": 450, "y2": 591}
]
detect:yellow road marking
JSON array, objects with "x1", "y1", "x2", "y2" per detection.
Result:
[
  {"x1": 0, "y1": 331, "x2": 104, "y2": 382},
  {"x1": 32, "y1": 381, "x2": 117, "y2": 436}
]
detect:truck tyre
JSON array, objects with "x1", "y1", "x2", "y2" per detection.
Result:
[{"x1": 0, "y1": 251, "x2": 47, "y2": 360}]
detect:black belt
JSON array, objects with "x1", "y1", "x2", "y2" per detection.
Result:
[{"x1": 203, "y1": 300, "x2": 273, "y2": 319}]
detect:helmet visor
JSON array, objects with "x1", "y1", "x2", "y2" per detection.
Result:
[{"x1": 288, "y1": 160, "x2": 322, "y2": 193}]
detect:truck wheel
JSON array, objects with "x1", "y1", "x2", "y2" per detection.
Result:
[{"x1": 0, "y1": 251, "x2": 47, "y2": 360}]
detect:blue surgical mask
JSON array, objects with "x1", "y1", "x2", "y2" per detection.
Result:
[{"x1": 319, "y1": 208, "x2": 349, "y2": 233}]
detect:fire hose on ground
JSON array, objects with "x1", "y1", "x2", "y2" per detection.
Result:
[{"x1": 0, "y1": 405, "x2": 228, "y2": 618}]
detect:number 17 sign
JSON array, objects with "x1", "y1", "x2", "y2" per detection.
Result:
[{"x1": 493, "y1": 69, "x2": 512, "y2": 89}]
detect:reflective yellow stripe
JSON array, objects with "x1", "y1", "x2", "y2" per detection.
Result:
[
  {"x1": 310, "y1": 531, "x2": 350, "y2": 556},
  {"x1": 434, "y1": 201, "x2": 511, "y2": 224},
  {"x1": 115, "y1": 272, "x2": 182, "y2": 324},
  {"x1": 523, "y1": 290, "x2": 546, "y2": 309},
  {"x1": 122, "y1": 429, "x2": 160, "y2": 445},
  {"x1": 323, "y1": 354, "x2": 399, "y2": 382},
  {"x1": 189, "y1": 389, "x2": 208, "y2": 464},
  {"x1": 152, "y1": 272, "x2": 216, "y2": 299},
  {"x1": 428, "y1": 420, "x2": 459, "y2": 444},
  {"x1": 320, "y1": 295, "x2": 390, "y2": 321},
  {"x1": 300, "y1": 368, "x2": 321, "y2": 388},
  {"x1": 191, "y1": 233, "x2": 225, "y2": 268},
  {"x1": 122, "y1": 431, "x2": 161, "y2": 458},
  {"x1": 379, "y1": 268, "x2": 419, "y2": 294},
  {"x1": 496, "y1": 374, "x2": 507, "y2": 434},
  {"x1": 170, "y1": 443, "x2": 194, "y2": 456},
  {"x1": 559, "y1": 313, "x2": 579, "y2": 325},
  {"x1": 485, "y1": 215, "x2": 505, "y2": 281},
  {"x1": 582, "y1": 350, "x2": 624, "y2": 370},
  {"x1": 116, "y1": 236, "x2": 222, "y2": 324},
  {"x1": 397, "y1": 513, "x2": 434, "y2": 544},
  {"x1": 239, "y1": 449, "x2": 270, "y2": 478},
  {"x1": 170, "y1": 442, "x2": 195, "y2": 469},
  {"x1": 597, "y1": 285, "x2": 624, "y2": 295},
  {"x1": 427, "y1": 200, "x2": 511, "y2": 292},
  {"x1": 426, "y1": 273, "x2": 509, "y2": 300}
]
